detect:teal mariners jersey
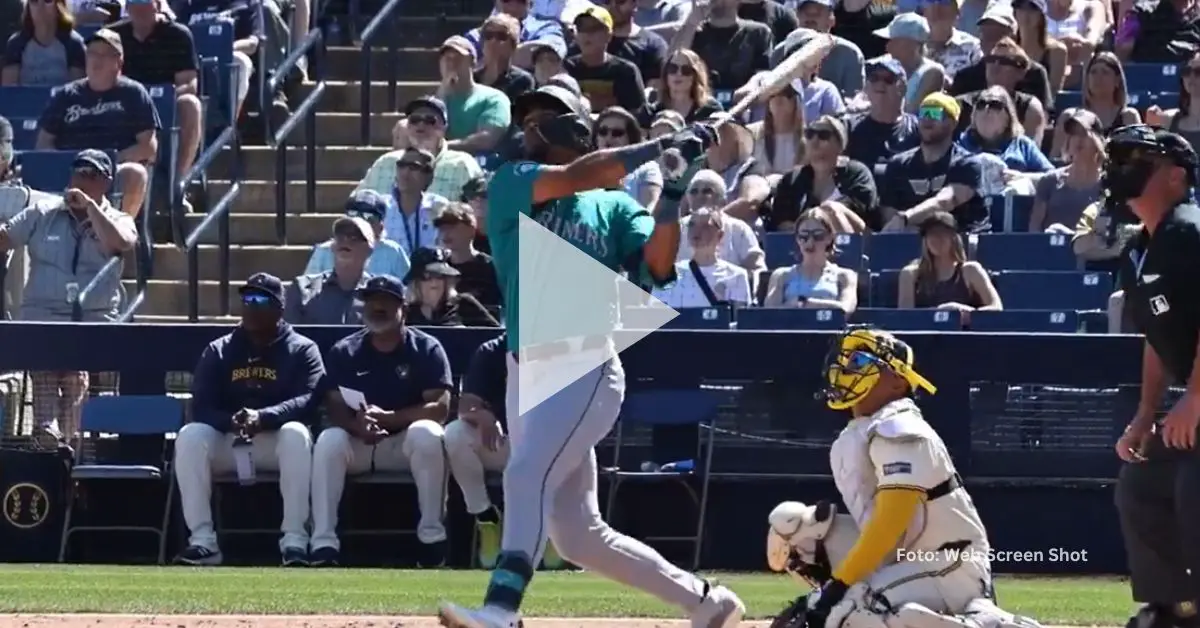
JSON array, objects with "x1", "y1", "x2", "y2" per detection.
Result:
[{"x1": 487, "y1": 160, "x2": 675, "y2": 352}]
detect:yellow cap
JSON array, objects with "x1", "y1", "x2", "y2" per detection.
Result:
[
  {"x1": 919, "y1": 91, "x2": 961, "y2": 121},
  {"x1": 574, "y1": 5, "x2": 614, "y2": 31}
]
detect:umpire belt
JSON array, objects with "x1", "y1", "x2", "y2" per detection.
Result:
[{"x1": 515, "y1": 335, "x2": 610, "y2": 363}]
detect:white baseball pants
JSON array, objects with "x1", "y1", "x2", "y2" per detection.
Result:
[
  {"x1": 501, "y1": 352, "x2": 707, "y2": 612},
  {"x1": 310, "y1": 419, "x2": 447, "y2": 549},
  {"x1": 173, "y1": 420, "x2": 313, "y2": 553},
  {"x1": 443, "y1": 418, "x2": 510, "y2": 515}
]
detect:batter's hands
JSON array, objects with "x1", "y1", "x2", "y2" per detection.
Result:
[
  {"x1": 1161, "y1": 395, "x2": 1200, "y2": 450},
  {"x1": 660, "y1": 123, "x2": 719, "y2": 163}
]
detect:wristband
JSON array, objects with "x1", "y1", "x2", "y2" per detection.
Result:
[{"x1": 615, "y1": 140, "x2": 664, "y2": 175}]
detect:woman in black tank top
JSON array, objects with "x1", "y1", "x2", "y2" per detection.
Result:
[
  {"x1": 898, "y1": 212, "x2": 1004, "y2": 321},
  {"x1": 1014, "y1": 0, "x2": 1069, "y2": 93}
]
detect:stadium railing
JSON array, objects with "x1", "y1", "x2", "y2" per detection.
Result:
[
  {"x1": 268, "y1": 23, "x2": 326, "y2": 244},
  {"x1": 357, "y1": 0, "x2": 405, "y2": 145}
]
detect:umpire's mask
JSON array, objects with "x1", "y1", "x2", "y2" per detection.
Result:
[{"x1": 819, "y1": 327, "x2": 937, "y2": 410}]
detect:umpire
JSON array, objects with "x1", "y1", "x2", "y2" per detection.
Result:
[{"x1": 1110, "y1": 124, "x2": 1200, "y2": 628}]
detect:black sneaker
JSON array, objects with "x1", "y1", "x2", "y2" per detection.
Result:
[
  {"x1": 174, "y1": 545, "x2": 222, "y2": 566},
  {"x1": 309, "y1": 546, "x2": 340, "y2": 567},
  {"x1": 281, "y1": 546, "x2": 309, "y2": 567},
  {"x1": 417, "y1": 540, "x2": 447, "y2": 568}
]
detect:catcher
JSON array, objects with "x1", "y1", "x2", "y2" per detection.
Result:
[{"x1": 764, "y1": 327, "x2": 1043, "y2": 628}]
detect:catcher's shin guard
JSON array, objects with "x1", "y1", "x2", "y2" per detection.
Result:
[{"x1": 770, "y1": 594, "x2": 810, "y2": 628}]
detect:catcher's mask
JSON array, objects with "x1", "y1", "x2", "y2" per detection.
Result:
[{"x1": 819, "y1": 326, "x2": 936, "y2": 410}]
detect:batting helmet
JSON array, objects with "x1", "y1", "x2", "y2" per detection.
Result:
[{"x1": 513, "y1": 85, "x2": 592, "y2": 154}]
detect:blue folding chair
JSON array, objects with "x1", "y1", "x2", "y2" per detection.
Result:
[
  {"x1": 60, "y1": 395, "x2": 184, "y2": 564},
  {"x1": 604, "y1": 389, "x2": 722, "y2": 571},
  {"x1": 736, "y1": 307, "x2": 846, "y2": 330},
  {"x1": 0, "y1": 86, "x2": 54, "y2": 119},
  {"x1": 763, "y1": 232, "x2": 795, "y2": 269},
  {"x1": 968, "y1": 309, "x2": 1079, "y2": 333},
  {"x1": 9, "y1": 118, "x2": 39, "y2": 150},
  {"x1": 853, "y1": 308, "x2": 963, "y2": 331},
  {"x1": 973, "y1": 233, "x2": 1076, "y2": 270},
  {"x1": 869, "y1": 270, "x2": 902, "y2": 308},
  {"x1": 992, "y1": 270, "x2": 1112, "y2": 310},
  {"x1": 190, "y1": 20, "x2": 236, "y2": 131},
  {"x1": 832, "y1": 233, "x2": 866, "y2": 270},
  {"x1": 16, "y1": 150, "x2": 118, "y2": 193},
  {"x1": 866, "y1": 233, "x2": 921, "y2": 270},
  {"x1": 147, "y1": 84, "x2": 179, "y2": 210}
]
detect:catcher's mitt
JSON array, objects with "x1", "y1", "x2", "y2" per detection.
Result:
[{"x1": 770, "y1": 594, "x2": 811, "y2": 628}]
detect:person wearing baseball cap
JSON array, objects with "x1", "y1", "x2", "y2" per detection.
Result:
[
  {"x1": 563, "y1": 5, "x2": 645, "y2": 113},
  {"x1": 873, "y1": 13, "x2": 946, "y2": 115},
  {"x1": 421, "y1": 35, "x2": 511, "y2": 157},
  {"x1": 303, "y1": 189, "x2": 411, "y2": 281},
  {"x1": 365, "y1": 94, "x2": 481, "y2": 204},
  {"x1": 948, "y1": 2, "x2": 1053, "y2": 111},
  {"x1": 311, "y1": 271, "x2": 455, "y2": 568},
  {"x1": 174, "y1": 271, "x2": 323, "y2": 567},
  {"x1": 879, "y1": 91, "x2": 988, "y2": 234},
  {"x1": 402, "y1": 246, "x2": 498, "y2": 327},
  {"x1": 433, "y1": 202, "x2": 502, "y2": 308}
]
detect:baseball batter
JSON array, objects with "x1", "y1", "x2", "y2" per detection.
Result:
[
  {"x1": 763, "y1": 327, "x2": 1043, "y2": 628},
  {"x1": 438, "y1": 85, "x2": 743, "y2": 628}
]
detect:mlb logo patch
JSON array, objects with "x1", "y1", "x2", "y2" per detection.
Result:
[
  {"x1": 1150, "y1": 295, "x2": 1170, "y2": 316},
  {"x1": 395, "y1": 365, "x2": 410, "y2": 379}
]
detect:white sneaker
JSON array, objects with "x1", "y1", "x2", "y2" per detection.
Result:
[
  {"x1": 690, "y1": 584, "x2": 746, "y2": 628},
  {"x1": 438, "y1": 602, "x2": 522, "y2": 628}
]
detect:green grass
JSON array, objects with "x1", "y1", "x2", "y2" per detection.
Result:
[{"x1": 0, "y1": 565, "x2": 1134, "y2": 623}]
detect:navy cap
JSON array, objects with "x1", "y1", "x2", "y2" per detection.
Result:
[
  {"x1": 357, "y1": 275, "x2": 406, "y2": 302},
  {"x1": 405, "y1": 246, "x2": 461, "y2": 283},
  {"x1": 345, "y1": 189, "x2": 387, "y2": 221},
  {"x1": 73, "y1": 149, "x2": 113, "y2": 179},
  {"x1": 239, "y1": 272, "x2": 285, "y2": 305},
  {"x1": 404, "y1": 95, "x2": 448, "y2": 123},
  {"x1": 865, "y1": 55, "x2": 908, "y2": 81}
]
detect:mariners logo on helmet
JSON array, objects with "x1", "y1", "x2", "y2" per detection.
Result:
[{"x1": 819, "y1": 326, "x2": 937, "y2": 410}]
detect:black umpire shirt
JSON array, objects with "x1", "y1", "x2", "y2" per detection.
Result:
[
  {"x1": 1121, "y1": 202, "x2": 1200, "y2": 383},
  {"x1": 462, "y1": 333, "x2": 507, "y2": 431}
]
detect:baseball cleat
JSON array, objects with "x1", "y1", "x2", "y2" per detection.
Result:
[
  {"x1": 438, "y1": 602, "x2": 521, "y2": 628},
  {"x1": 174, "y1": 545, "x2": 222, "y2": 566},
  {"x1": 690, "y1": 584, "x2": 746, "y2": 628}
]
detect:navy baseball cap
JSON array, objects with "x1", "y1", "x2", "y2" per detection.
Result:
[
  {"x1": 73, "y1": 149, "x2": 113, "y2": 179},
  {"x1": 345, "y1": 189, "x2": 387, "y2": 221},
  {"x1": 404, "y1": 95, "x2": 448, "y2": 123},
  {"x1": 865, "y1": 55, "x2": 908, "y2": 81},
  {"x1": 239, "y1": 272, "x2": 285, "y2": 306},
  {"x1": 357, "y1": 275, "x2": 407, "y2": 301}
]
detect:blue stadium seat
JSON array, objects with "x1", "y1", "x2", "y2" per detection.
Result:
[
  {"x1": 869, "y1": 270, "x2": 901, "y2": 308},
  {"x1": 969, "y1": 309, "x2": 1079, "y2": 333},
  {"x1": 666, "y1": 306, "x2": 733, "y2": 330},
  {"x1": 10, "y1": 118, "x2": 39, "y2": 151},
  {"x1": 1056, "y1": 91, "x2": 1082, "y2": 110},
  {"x1": 985, "y1": 195, "x2": 1036, "y2": 232},
  {"x1": 832, "y1": 233, "x2": 865, "y2": 270},
  {"x1": 15, "y1": 150, "x2": 113, "y2": 192},
  {"x1": 736, "y1": 307, "x2": 846, "y2": 330},
  {"x1": 992, "y1": 270, "x2": 1112, "y2": 310},
  {"x1": 1079, "y1": 309, "x2": 1110, "y2": 334},
  {"x1": 866, "y1": 233, "x2": 920, "y2": 270},
  {"x1": 974, "y1": 233, "x2": 1076, "y2": 270},
  {"x1": 0, "y1": 86, "x2": 54, "y2": 119},
  {"x1": 190, "y1": 20, "x2": 236, "y2": 129},
  {"x1": 764, "y1": 232, "x2": 794, "y2": 269},
  {"x1": 147, "y1": 84, "x2": 179, "y2": 205},
  {"x1": 853, "y1": 308, "x2": 963, "y2": 331},
  {"x1": 1123, "y1": 63, "x2": 1178, "y2": 97}
]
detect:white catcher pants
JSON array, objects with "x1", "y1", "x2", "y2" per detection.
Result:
[
  {"x1": 443, "y1": 418, "x2": 510, "y2": 515},
  {"x1": 310, "y1": 419, "x2": 447, "y2": 548},
  {"x1": 173, "y1": 421, "x2": 313, "y2": 553}
]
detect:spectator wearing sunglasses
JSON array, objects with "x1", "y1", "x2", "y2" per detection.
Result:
[
  {"x1": 475, "y1": 14, "x2": 536, "y2": 102},
  {"x1": 404, "y1": 247, "x2": 499, "y2": 328},
  {"x1": 922, "y1": 0, "x2": 982, "y2": 81},
  {"x1": 304, "y1": 190, "x2": 410, "y2": 280},
  {"x1": 767, "y1": 116, "x2": 877, "y2": 233},
  {"x1": 640, "y1": 49, "x2": 723, "y2": 126},
  {"x1": 286, "y1": 214, "x2": 376, "y2": 326},
  {"x1": 950, "y1": 5, "x2": 1054, "y2": 113},
  {"x1": 677, "y1": 169, "x2": 766, "y2": 272},
  {"x1": 382, "y1": 148, "x2": 449, "y2": 260},
  {"x1": 898, "y1": 211, "x2": 1002, "y2": 320},
  {"x1": 592, "y1": 106, "x2": 664, "y2": 211},
  {"x1": 880, "y1": 92, "x2": 989, "y2": 234},
  {"x1": 955, "y1": 38, "x2": 1047, "y2": 143},
  {"x1": 564, "y1": 6, "x2": 646, "y2": 113},
  {"x1": 434, "y1": 202, "x2": 502, "y2": 309},
  {"x1": 763, "y1": 208, "x2": 859, "y2": 312},
  {"x1": 1049, "y1": 52, "x2": 1140, "y2": 159},
  {"x1": 844, "y1": 56, "x2": 920, "y2": 177},
  {"x1": 651, "y1": 207, "x2": 752, "y2": 308},
  {"x1": 376, "y1": 96, "x2": 483, "y2": 203},
  {"x1": 956, "y1": 85, "x2": 1053, "y2": 177},
  {"x1": 874, "y1": 13, "x2": 945, "y2": 115},
  {"x1": 174, "y1": 272, "x2": 323, "y2": 567}
]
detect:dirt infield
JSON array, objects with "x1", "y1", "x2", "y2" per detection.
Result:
[{"x1": 0, "y1": 615, "x2": 781, "y2": 627}]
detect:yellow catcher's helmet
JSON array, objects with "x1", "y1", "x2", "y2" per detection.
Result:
[{"x1": 819, "y1": 326, "x2": 937, "y2": 410}]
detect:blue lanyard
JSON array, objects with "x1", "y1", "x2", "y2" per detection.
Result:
[{"x1": 391, "y1": 188, "x2": 422, "y2": 253}]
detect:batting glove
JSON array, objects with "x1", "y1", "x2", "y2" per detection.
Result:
[{"x1": 659, "y1": 123, "x2": 719, "y2": 163}]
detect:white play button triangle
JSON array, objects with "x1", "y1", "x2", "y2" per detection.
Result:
[{"x1": 517, "y1": 212, "x2": 679, "y2": 415}]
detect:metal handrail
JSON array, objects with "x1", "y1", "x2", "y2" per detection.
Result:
[
  {"x1": 72, "y1": 256, "x2": 121, "y2": 322},
  {"x1": 358, "y1": 0, "x2": 405, "y2": 145},
  {"x1": 269, "y1": 27, "x2": 325, "y2": 245},
  {"x1": 0, "y1": 250, "x2": 10, "y2": 319}
]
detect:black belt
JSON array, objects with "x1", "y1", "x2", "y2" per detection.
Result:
[
  {"x1": 927, "y1": 472, "x2": 963, "y2": 500},
  {"x1": 512, "y1": 335, "x2": 609, "y2": 363}
]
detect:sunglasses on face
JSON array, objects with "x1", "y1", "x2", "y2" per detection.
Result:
[
  {"x1": 242, "y1": 293, "x2": 275, "y2": 308},
  {"x1": 804, "y1": 128, "x2": 837, "y2": 141},
  {"x1": 977, "y1": 99, "x2": 1006, "y2": 112},
  {"x1": 984, "y1": 55, "x2": 1025, "y2": 69},
  {"x1": 666, "y1": 62, "x2": 695, "y2": 76},
  {"x1": 596, "y1": 126, "x2": 626, "y2": 138},
  {"x1": 346, "y1": 209, "x2": 382, "y2": 223},
  {"x1": 918, "y1": 106, "x2": 947, "y2": 122},
  {"x1": 408, "y1": 114, "x2": 440, "y2": 127},
  {"x1": 482, "y1": 30, "x2": 511, "y2": 42},
  {"x1": 867, "y1": 72, "x2": 898, "y2": 85},
  {"x1": 796, "y1": 229, "x2": 829, "y2": 242}
]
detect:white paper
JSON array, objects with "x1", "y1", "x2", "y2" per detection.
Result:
[
  {"x1": 233, "y1": 446, "x2": 255, "y2": 485},
  {"x1": 339, "y1": 386, "x2": 367, "y2": 411}
]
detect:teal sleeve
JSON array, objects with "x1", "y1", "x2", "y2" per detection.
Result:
[
  {"x1": 615, "y1": 195, "x2": 676, "y2": 289},
  {"x1": 486, "y1": 161, "x2": 547, "y2": 237}
]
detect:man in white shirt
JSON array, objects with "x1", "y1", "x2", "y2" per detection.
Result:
[
  {"x1": 654, "y1": 208, "x2": 751, "y2": 308},
  {"x1": 676, "y1": 170, "x2": 765, "y2": 273}
]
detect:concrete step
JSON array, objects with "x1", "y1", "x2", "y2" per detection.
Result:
[
  {"x1": 125, "y1": 245, "x2": 312, "y2": 282},
  {"x1": 287, "y1": 111, "x2": 399, "y2": 146},
  {"x1": 325, "y1": 47, "x2": 440, "y2": 82},
  {"x1": 373, "y1": 16, "x2": 482, "y2": 48},
  {"x1": 296, "y1": 80, "x2": 436, "y2": 113},
  {"x1": 183, "y1": 212, "x2": 342, "y2": 245},
  {"x1": 131, "y1": 279, "x2": 246, "y2": 317},
  {"x1": 207, "y1": 179, "x2": 358, "y2": 214},
  {"x1": 213, "y1": 146, "x2": 388, "y2": 181}
]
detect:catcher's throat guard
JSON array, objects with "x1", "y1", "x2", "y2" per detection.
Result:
[{"x1": 819, "y1": 326, "x2": 937, "y2": 410}]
